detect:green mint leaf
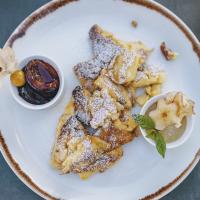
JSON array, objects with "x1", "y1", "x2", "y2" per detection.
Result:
[
  {"x1": 146, "y1": 129, "x2": 156, "y2": 140},
  {"x1": 134, "y1": 114, "x2": 166, "y2": 158},
  {"x1": 155, "y1": 132, "x2": 166, "y2": 158},
  {"x1": 133, "y1": 114, "x2": 155, "y2": 130}
]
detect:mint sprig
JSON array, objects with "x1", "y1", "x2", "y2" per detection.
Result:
[
  {"x1": 133, "y1": 114, "x2": 166, "y2": 158},
  {"x1": 134, "y1": 114, "x2": 155, "y2": 130}
]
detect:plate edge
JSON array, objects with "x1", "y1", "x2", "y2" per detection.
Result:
[
  {"x1": 6, "y1": 0, "x2": 78, "y2": 48},
  {"x1": 140, "y1": 149, "x2": 200, "y2": 200},
  {"x1": 123, "y1": 0, "x2": 200, "y2": 60},
  {"x1": 1, "y1": 0, "x2": 200, "y2": 199},
  {"x1": 0, "y1": 132, "x2": 59, "y2": 200},
  {"x1": 0, "y1": 130, "x2": 199, "y2": 200}
]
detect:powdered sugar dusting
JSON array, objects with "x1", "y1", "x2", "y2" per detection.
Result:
[
  {"x1": 74, "y1": 25, "x2": 121, "y2": 81},
  {"x1": 90, "y1": 108, "x2": 108, "y2": 129},
  {"x1": 73, "y1": 86, "x2": 91, "y2": 125},
  {"x1": 135, "y1": 65, "x2": 164, "y2": 82},
  {"x1": 80, "y1": 139, "x2": 93, "y2": 161},
  {"x1": 147, "y1": 66, "x2": 164, "y2": 77},
  {"x1": 74, "y1": 57, "x2": 104, "y2": 80},
  {"x1": 118, "y1": 50, "x2": 137, "y2": 84},
  {"x1": 108, "y1": 134, "x2": 117, "y2": 148},
  {"x1": 92, "y1": 36, "x2": 121, "y2": 64},
  {"x1": 61, "y1": 116, "x2": 84, "y2": 138},
  {"x1": 52, "y1": 24, "x2": 166, "y2": 178},
  {"x1": 57, "y1": 116, "x2": 84, "y2": 149},
  {"x1": 93, "y1": 129, "x2": 102, "y2": 136},
  {"x1": 85, "y1": 155, "x2": 111, "y2": 172},
  {"x1": 55, "y1": 116, "x2": 85, "y2": 161},
  {"x1": 78, "y1": 151, "x2": 120, "y2": 172},
  {"x1": 102, "y1": 76, "x2": 126, "y2": 105},
  {"x1": 89, "y1": 89, "x2": 118, "y2": 129},
  {"x1": 135, "y1": 71, "x2": 148, "y2": 82}
]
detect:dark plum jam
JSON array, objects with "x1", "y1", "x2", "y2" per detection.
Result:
[{"x1": 18, "y1": 59, "x2": 60, "y2": 105}]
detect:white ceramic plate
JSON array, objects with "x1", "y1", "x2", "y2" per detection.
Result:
[{"x1": 0, "y1": 0, "x2": 200, "y2": 199}]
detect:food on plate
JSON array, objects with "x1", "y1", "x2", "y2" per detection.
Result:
[
  {"x1": 149, "y1": 92, "x2": 194, "y2": 131},
  {"x1": 136, "y1": 93, "x2": 150, "y2": 106},
  {"x1": 94, "y1": 74, "x2": 132, "y2": 109},
  {"x1": 134, "y1": 92, "x2": 195, "y2": 158},
  {"x1": 51, "y1": 103, "x2": 123, "y2": 179},
  {"x1": 160, "y1": 42, "x2": 178, "y2": 61},
  {"x1": 88, "y1": 88, "x2": 122, "y2": 129},
  {"x1": 131, "y1": 66, "x2": 166, "y2": 88},
  {"x1": 145, "y1": 84, "x2": 161, "y2": 97},
  {"x1": 0, "y1": 46, "x2": 19, "y2": 83},
  {"x1": 0, "y1": 48, "x2": 61, "y2": 106},
  {"x1": 18, "y1": 59, "x2": 60, "y2": 105},
  {"x1": 131, "y1": 20, "x2": 138, "y2": 28},
  {"x1": 52, "y1": 86, "x2": 139, "y2": 179},
  {"x1": 74, "y1": 25, "x2": 153, "y2": 89},
  {"x1": 74, "y1": 24, "x2": 165, "y2": 104},
  {"x1": 10, "y1": 70, "x2": 25, "y2": 87},
  {"x1": 51, "y1": 24, "x2": 167, "y2": 178},
  {"x1": 24, "y1": 60, "x2": 59, "y2": 92},
  {"x1": 72, "y1": 86, "x2": 91, "y2": 125}
]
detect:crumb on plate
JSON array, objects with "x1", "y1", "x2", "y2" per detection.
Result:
[
  {"x1": 160, "y1": 42, "x2": 178, "y2": 61},
  {"x1": 131, "y1": 20, "x2": 138, "y2": 28}
]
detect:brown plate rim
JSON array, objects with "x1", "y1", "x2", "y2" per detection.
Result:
[{"x1": 1, "y1": 0, "x2": 200, "y2": 200}]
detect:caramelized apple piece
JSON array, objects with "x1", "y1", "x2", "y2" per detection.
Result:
[{"x1": 24, "y1": 59, "x2": 59, "y2": 93}]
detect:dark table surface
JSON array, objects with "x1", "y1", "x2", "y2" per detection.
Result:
[{"x1": 0, "y1": 0, "x2": 199, "y2": 199}]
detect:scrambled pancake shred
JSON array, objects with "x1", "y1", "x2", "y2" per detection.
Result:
[{"x1": 51, "y1": 25, "x2": 166, "y2": 179}]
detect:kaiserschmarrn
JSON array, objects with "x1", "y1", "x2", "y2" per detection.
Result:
[{"x1": 51, "y1": 25, "x2": 166, "y2": 179}]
